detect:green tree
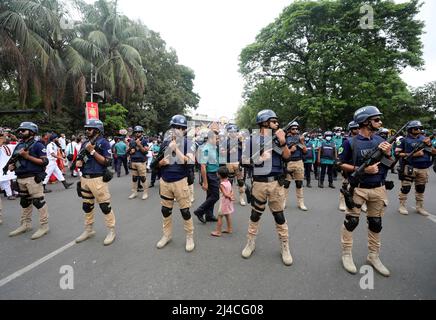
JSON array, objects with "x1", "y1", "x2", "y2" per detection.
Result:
[
  {"x1": 100, "y1": 102, "x2": 128, "y2": 135},
  {"x1": 239, "y1": 0, "x2": 424, "y2": 129}
]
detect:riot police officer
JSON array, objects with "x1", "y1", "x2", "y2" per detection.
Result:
[
  {"x1": 225, "y1": 124, "x2": 247, "y2": 206},
  {"x1": 396, "y1": 120, "x2": 435, "y2": 216},
  {"x1": 155, "y1": 115, "x2": 196, "y2": 252},
  {"x1": 75, "y1": 120, "x2": 116, "y2": 246},
  {"x1": 339, "y1": 106, "x2": 392, "y2": 277},
  {"x1": 128, "y1": 125, "x2": 149, "y2": 200},
  {"x1": 8, "y1": 122, "x2": 50, "y2": 240},
  {"x1": 241, "y1": 109, "x2": 293, "y2": 266},
  {"x1": 283, "y1": 121, "x2": 308, "y2": 211}
]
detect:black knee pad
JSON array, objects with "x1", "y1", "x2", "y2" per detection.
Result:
[
  {"x1": 132, "y1": 176, "x2": 139, "y2": 182},
  {"x1": 140, "y1": 176, "x2": 146, "y2": 183},
  {"x1": 283, "y1": 180, "x2": 291, "y2": 189},
  {"x1": 237, "y1": 179, "x2": 245, "y2": 187},
  {"x1": 344, "y1": 215, "x2": 359, "y2": 232},
  {"x1": 367, "y1": 217, "x2": 382, "y2": 233},
  {"x1": 273, "y1": 211, "x2": 286, "y2": 225},
  {"x1": 401, "y1": 185, "x2": 411, "y2": 194},
  {"x1": 415, "y1": 185, "x2": 425, "y2": 194},
  {"x1": 32, "y1": 197, "x2": 46, "y2": 209},
  {"x1": 295, "y1": 180, "x2": 303, "y2": 189},
  {"x1": 99, "y1": 202, "x2": 112, "y2": 215},
  {"x1": 161, "y1": 206, "x2": 172, "y2": 218},
  {"x1": 180, "y1": 208, "x2": 191, "y2": 220},
  {"x1": 82, "y1": 202, "x2": 94, "y2": 213},
  {"x1": 20, "y1": 197, "x2": 32, "y2": 208},
  {"x1": 250, "y1": 210, "x2": 262, "y2": 222}
]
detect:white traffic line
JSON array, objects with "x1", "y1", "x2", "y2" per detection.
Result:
[
  {"x1": 427, "y1": 214, "x2": 436, "y2": 224},
  {"x1": 0, "y1": 241, "x2": 76, "y2": 288}
]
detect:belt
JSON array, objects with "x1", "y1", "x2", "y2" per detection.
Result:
[
  {"x1": 290, "y1": 159, "x2": 303, "y2": 162},
  {"x1": 357, "y1": 181, "x2": 385, "y2": 189},
  {"x1": 253, "y1": 176, "x2": 280, "y2": 183},
  {"x1": 82, "y1": 174, "x2": 104, "y2": 179},
  {"x1": 17, "y1": 174, "x2": 36, "y2": 179}
]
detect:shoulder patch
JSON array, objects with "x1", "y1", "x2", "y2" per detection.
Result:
[{"x1": 338, "y1": 147, "x2": 344, "y2": 154}]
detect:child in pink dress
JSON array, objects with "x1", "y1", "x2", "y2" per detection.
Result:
[{"x1": 211, "y1": 166, "x2": 234, "y2": 237}]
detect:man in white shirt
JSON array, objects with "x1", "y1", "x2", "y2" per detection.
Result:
[
  {"x1": 42, "y1": 134, "x2": 73, "y2": 193},
  {"x1": 58, "y1": 133, "x2": 67, "y2": 151}
]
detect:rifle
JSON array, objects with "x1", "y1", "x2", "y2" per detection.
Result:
[
  {"x1": 350, "y1": 122, "x2": 409, "y2": 180},
  {"x1": 150, "y1": 131, "x2": 178, "y2": 174},
  {"x1": 250, "y1": 116, "x2": 299, "y2": 163},
  {"x1": 71, "y1": 135, "x2": 98, "y2": 171},
  {"x1": 2, "y1": 139, "x2": 37, "y2": 175},
  {"x1": 397, "y1": 134, "x2": 434, "y2": 179},
  {"x1": 403, "y1": 135, "x2": 434, "y2": 163}
]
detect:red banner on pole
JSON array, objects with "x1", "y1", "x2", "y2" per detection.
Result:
[{"x1": 85, "y1": 102, "x2": 99, "y2": 122}]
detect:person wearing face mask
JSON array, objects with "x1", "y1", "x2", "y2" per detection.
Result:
[
  {"x1": 74, "y1": 120, "x2": 116, "y2": 246},
  {"x1": 302, "y1": 133, "x2": 316, "y2": 188},
  {"x1": 313, "y1": 130, "x2": 323, "y2": 180},
  {"x1": 127, "y1": 126, "x2": 149, "y2": 200},
  {"x1": 156, "y1": 115, "x2": 196, "y2": 252},
  {"x1": 338, "y1": 106, "x2": 393, "y2": 277},
  {"x1": 317, "y1": 131, "x2": 337, "y2": 188},
  {"x1": 395, "y1": 121, "x2": 435, "y2": 216},
  {"x1": 332, "y1": 127, "x2": 343, "y2": 181},
  {"x1": 8, "y1": 122, "x2": 51, "y2": 240},
  {"x1": 241, "y1": 109, "x2": 293, "y2": 266},
  {"x1": 283, "y1": 121, "x2": 308, "y2": 211}
]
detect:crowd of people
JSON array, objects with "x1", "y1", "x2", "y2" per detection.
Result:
[{"x1": 1, "y1": 106, "x2": 435, "y2": 276}]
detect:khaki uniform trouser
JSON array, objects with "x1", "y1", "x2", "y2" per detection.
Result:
[
  {"x1": 342, "y1": 186, "x2": 388, "y2": 255},
  {"x1": 17, "y1": 176, "x2": 48, "y2": 225},
  {"x1": 226, "y1": 163, "x2": 245, "y2": 194},
  {"x1": 285, "y1": 160, "x2": 304, "y2": 181},
  {"x1": 160, "y1": 178, "x2": 191, "y2": 209},
  {"x1": 80, "y1": 177, "x2": 115, "y2": 228},
  {"x1": 248, "y1": 180, "x2": 289, "y2": 242},
  {"x1": 399, "y1": 167, "x2": 429, "y2": 202},
  {"x1": 251, "y1": 180, "x2": 285, "y2": 213},
  {"x1": 130, "y1": 162, "x2": 148, "y2": 192}
]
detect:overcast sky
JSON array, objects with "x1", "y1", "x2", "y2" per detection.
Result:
[{"x1": 95, "y1": 0, "x2": 436, "y2": 120}]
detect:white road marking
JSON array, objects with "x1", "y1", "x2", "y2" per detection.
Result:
[
  {"x1": 427, "y1": 214, "x2": 436, "y2": 224},
  {"x1": 0, "y1": 241, "x2": 76, "y2": 288}
]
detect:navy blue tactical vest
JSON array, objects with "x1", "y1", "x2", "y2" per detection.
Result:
[
  {"x1": 403, "y1": 135, "x2": 432, "y2": 169},
  {"x1": 286, "y1": 135, "x2": 303, "y2": 161},
  {"x1": 129, "y1": 137, "x2": 149, "y2": 162}
]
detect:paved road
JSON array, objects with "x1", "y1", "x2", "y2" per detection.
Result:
[{"x1": 0, "y1": 170, "x2": 435, "y2": 300}]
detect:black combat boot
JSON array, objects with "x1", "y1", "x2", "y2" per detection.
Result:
[{"x1": 62, "y1": 180, "x2": 74, "y2": 189}]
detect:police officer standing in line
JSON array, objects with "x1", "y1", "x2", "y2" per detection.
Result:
[
  {"x1": 283, "y1": 121, "x2": 308, "y2": 211},
  {"x1": 302, "y1": 133, "x2": 316, "y2": 188},
  {"x1": 8, "y1": 122, "x2": 51, "y2": 240},
  {"x1": 338, "y1": 106, "x2": 392, "y2": 276},
  {"x1": 74, "y1": 120, "x2": 116, "y2": 246},
  {"x1": 128, "y1": 126, "x2": 149, "y2": 200},
  {"x1": 396, "y1": 120, "x2": 436, "y2": 216},
  {"x1": 338, "y1": 121, "x2": 360, "y2": 211},
  {"x1": 225, "y1": 124, "x2": 247, "y2": 206},
  {"x1": 241, "y1": 109, "x2": 293, "y2": 266},
  {"x1": 156, "y1": 115, "x2": 195, "y2": 252},
  {"x1": 317, "y1": 131, "x2": 336, "y2": 188}
]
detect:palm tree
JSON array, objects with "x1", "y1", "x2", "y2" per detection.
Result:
[
  {"x1": 0, "y1": 0, "x2": 71, "y2": 113},
  {"x1": 68, "y1": 0, "x2": 147, "y2": 105}
]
